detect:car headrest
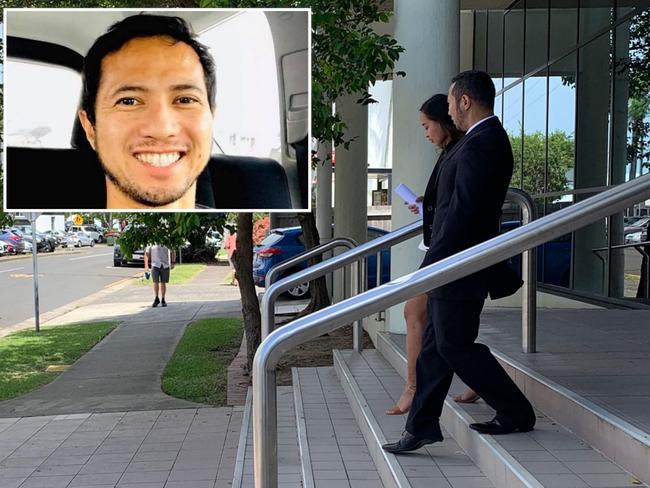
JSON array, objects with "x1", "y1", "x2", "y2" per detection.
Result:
[{"x1": 6, "y1": 147, "x2": 292, "y2": 210}]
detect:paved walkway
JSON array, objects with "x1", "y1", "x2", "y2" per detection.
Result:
[
  {"x1": 0, "y1": 265, "x2": 247, "y2": 487},
  {"x1": 0, "y1": 265, "x2": 242, "y2": 417}
]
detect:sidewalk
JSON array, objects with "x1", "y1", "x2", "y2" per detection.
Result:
[
  {"x1": 0, "y1": 265, "x2": 246, "y2": 487},
  {"x1": 0, "y1": 265, "x2": 242, "y2": 418}
]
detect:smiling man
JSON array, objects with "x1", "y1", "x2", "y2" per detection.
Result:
[{"x1": 78, "y1": 14, "x2": 216, "y2": 209}]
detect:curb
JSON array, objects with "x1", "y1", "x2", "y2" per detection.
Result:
[{"x1": 0, "y1": 272, "x2": 140, "y2": 338}]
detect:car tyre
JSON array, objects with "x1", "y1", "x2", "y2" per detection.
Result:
[
  {"x1": 90, "y1": 241, "x2": 95, "y2": 247},
  {"x1": 114, "y1": 260, "x2": 121, "y2": 267}
]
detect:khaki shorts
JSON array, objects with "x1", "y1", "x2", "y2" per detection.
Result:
[{"x1": 152, "y1": 266, "x2": 170, "y2": 283}]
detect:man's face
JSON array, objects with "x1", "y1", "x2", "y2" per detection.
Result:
[
  {"x1": 79, "y1": 36, "x2": 214, "y2": 207},
  {"x1": 447, "y1": 83, "x2": 466, "y2": 131}
]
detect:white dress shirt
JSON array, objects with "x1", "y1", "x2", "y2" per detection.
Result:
[{"x1": 465, "y1": 115, "x2": 497, "y2": 135}]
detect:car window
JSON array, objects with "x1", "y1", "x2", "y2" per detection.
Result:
[
  {"x1": 260, "y1": 232, "x2": 284, "y2": 247},
  {"x1": 199, "y1": 11, "x2": 281, "y2": 160},
  {"x1": 6, "y1": 59, "x2": 82, "y2": 149}
]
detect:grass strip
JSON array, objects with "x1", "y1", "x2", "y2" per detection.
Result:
[
  {"x1": 135, "y1": 263, "x2": 206, "y2": 286},
  {"x1": 162, "y1": 318, "x2": 243, "y2": 406},
  {"x1": 0, "y1": 322, "x2": 117, "y2": 401}
]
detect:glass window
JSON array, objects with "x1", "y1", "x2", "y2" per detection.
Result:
[
  {"x1": 200, "y1": 11, "x2": 281, "y2": 160},
  {"x1": 486, "y1": 9, "x2": 504, "y2": 77},
  {"x1": 504, "y1": 3, "x2": 524, "y2": 79},
  {"x1": 522, "y1": 75, "x2": 548, "y2": 196},
  {"x1": 572, "y1": 32, "x2": 613, "y2": 296},
  {"x1": 5, "y1": 60, "x2": 81, "y2": 149},
  {"x1": 503, "y1": 79, "x2": 524, "y2": 188},
  {"x1": 579, "y1": 0, "x2": 615, "y2": 43},
  {"x1": 474, "y1": 10, "x2": 488, "y2": 72},
  {"x1": 525, "y1": 0, "x2": 549, "y2": 74},
  {"x1": 550, "y1": 2, "x2": 578, "y2": 61}
]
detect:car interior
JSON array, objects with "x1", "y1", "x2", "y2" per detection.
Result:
[{"x1": 5, "y1": 9, "x2": 310, "y2": 211}]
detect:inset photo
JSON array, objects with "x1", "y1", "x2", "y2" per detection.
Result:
[{"x1": 4, "y1": 8, "x2": 311, "y2": 212}]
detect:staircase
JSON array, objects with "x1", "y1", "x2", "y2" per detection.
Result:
[{"x1": 232, "y1": 331, "x2": 649, "y2": 488}]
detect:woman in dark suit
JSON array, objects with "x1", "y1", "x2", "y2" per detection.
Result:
[{"x1": 386, "y1": 94, "x2": 478, "y2": 415}]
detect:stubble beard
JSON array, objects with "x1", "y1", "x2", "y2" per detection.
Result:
[{"x1": 96, "y1": 149, "x2": 198, "y2": 208}]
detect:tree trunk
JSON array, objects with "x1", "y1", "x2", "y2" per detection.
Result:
[
  {"x1": 296, "y1": 211, "x2": 331, "y2": 317},
  {"x1": 232, "y1": 213, "x2": 261, "y2": 373}
]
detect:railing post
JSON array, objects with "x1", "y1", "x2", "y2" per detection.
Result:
[
  {"x1": 252, "y1": 361, "x2": 277, "y2": 488},
  {"x1": 353, "y1": 258, "x2": 364, "y2": 352},
  {"x1": 506, "y1": 188, "x2": 537, "y2": 353}
]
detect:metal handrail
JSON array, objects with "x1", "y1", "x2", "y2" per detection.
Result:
[
  {"x1": 261, "y1": 189, "x2": 537, "y2": 350},
  {"x1": 263, "y1": 237, "x2": 360, "y2": 345},
  {"x1": 260, "y1": 220, "x2": 422, "y2": 348},
  {"x1": 264, "y1": 237, "x2": 358, "y2": 288},
  {"x1": 253, "y1": 174, "x2": 650, "y2": 488}
]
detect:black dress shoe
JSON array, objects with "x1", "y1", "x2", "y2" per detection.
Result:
[
  {"x1": 470, "y1": 417, "x2": 534, "y2": 435},
  {"x1": 382, "y1": 431, "x2": 442, "y2": 453}
]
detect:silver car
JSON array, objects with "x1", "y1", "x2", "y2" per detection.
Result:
[{"x1": 67, "y1": 232, "x2": 95, "y2": 247}]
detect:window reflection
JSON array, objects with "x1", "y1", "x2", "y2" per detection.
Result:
[
  {"x1": 474, "y1": 10, "x2": 488, "y2": 72},
  {"x1": 525, "y1": 0, "x2": 548, "y2": 73},
  {"x1": 579, "y1": 0, "x2": 615, "y2": 43},
  {"x1": 550, "y1": 2, "x2": 578, "y2": 61}
]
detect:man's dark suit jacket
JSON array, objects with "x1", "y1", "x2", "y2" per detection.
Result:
[{"x1": 420, "y1": 116, "x2": 519, "y2": 301}]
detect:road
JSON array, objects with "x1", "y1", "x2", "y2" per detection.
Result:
[{"x1": 0, "y1": 245, "x2": 140, "y2": 330}]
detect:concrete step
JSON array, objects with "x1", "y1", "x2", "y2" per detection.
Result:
[
  {"x1": 334, "y1": 349, "x2": 500, "y2": 488},
  {"x1": 232, "y1": 369, "x2": 385, "y2": 488},
  {"x1": 375, "y1": 331, "x2": 649, "y2": 488},
  {"x1": 232, "y1": 387, "x2": 302, "y2": 488},
  {"x1": 294, "y1": 366, "x2": 385, "y2": 488}
]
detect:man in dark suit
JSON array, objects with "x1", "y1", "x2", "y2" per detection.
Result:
[{"x1": 383, "y1": 70, "x2": 536, "y2": 453}]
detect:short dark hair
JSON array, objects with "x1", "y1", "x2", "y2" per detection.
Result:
[
  {"x1": 419, "y1": 93, "x2": 464, "y2": 142},
  {"x1": 450, "y1": 70, "x2": 495, "y2": 111},
  {"x1": 81, "y1": 14, "x2": 216, "y2": 125}
]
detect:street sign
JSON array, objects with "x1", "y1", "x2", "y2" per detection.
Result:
[{"x1": 73, "y1": 214, "x2": 84, "y2": 225}]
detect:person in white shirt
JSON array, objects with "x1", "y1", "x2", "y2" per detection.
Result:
[{"x1": 144, "y1": 244, "x2": 175, "y2": 307}]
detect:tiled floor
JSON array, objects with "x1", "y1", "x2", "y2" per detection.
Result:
[
  {"x1": 0, "y1": 407, "x2": 241, "y2": 488},
  {"x1": 238, "y1": 386, "x2": 301, "y2": 488},
  {"x1": 369, "y1": 334, "x2": 649, "y2": 488},
  {"x1": 338, "y1": 350, "x2": 496, "y2": 488},
  {"x1": 476, "y1": 308, "x2": 650, "y2": 433},
  {"x1": 297, "y1": 367, "x2": 385, "y2": 488}
]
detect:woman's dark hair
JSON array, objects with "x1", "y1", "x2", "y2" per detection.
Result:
[
  {"x1": 81, "y1": 14, "x2": 216, "y2": 125},
  {"x1": 419, "y1": 93, "x2": 464, "y2": 143},
  {"x1": 450, "y1": 70, "x2": 495, "y2": 110}
]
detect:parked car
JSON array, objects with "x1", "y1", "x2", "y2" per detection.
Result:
[
  {"x1": 113, "y1": 244, "x2": 145, "y2": 267},
  {"x1": 70, "y1": 225, "x2": 103, "y2": 243},
  {"x1": 12, "y1": 226, "x2": 58, "y2": 252},
  {"x1": 0, "y1": 241, "x2": 7, "y2": 256},
  {"x1": 67, "y1": 232, "x2": 95, "y2": 247},
  {"x1": 0, "y1": 229, "x2": 26, "y2": 254},
  {"x1": 253, "y1": 226, "x2": 391, "y2": 299}
]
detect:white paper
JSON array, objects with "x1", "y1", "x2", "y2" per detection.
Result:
[{"x1": 394, "y1": 183, "x2": 423, "y2": 215}]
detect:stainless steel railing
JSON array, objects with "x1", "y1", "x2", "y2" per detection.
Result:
[
  {"x1": 260, "y1": 221, "x2": 422, "y2": 350},
  {"x1": 252, "y1": 174, "x2": 650, "y2": 488},
  {"x1": 263, "y1": 237, "x2": 360, "y2": 344},
  {"x1": 261, "y1": 189, "x2": 537, "y2": 351},
  {"x1": 264, "y1": 237, "x2": 358, "y2": 289}
]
